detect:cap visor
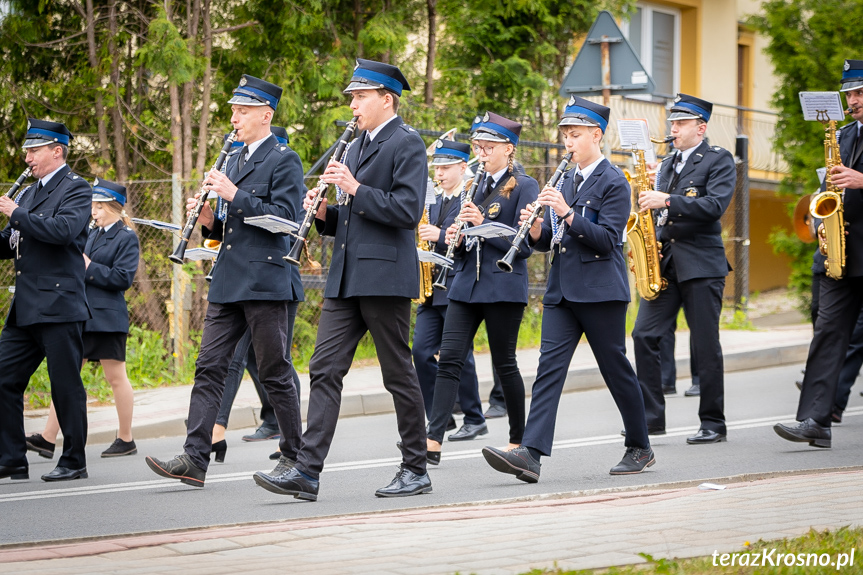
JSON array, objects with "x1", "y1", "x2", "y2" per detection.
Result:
[
  {"x1": 343, "y1": 81, "x2": 383, "y2": 94},
  {"x1": 227, "y1": 95, "x2": 268, "y2": 106},
  {"x1": 22, "y1": 138, "x2": 54, "y2": 149},
  {"x1": 471, "y1": 131, "x2": 509, "y2": 143},
  {"x1": 91, "y1": 194, "x2": 115, "y2": 202},
  {"x1": 668, "y1": 111, "x2": 702, "y2": 121},
  {"x1": 431, "y1": 157, "x2": 463, "y2": 166},
  {"x1": 558, "y1": 117, "x2": 600, "y2": 128},
  {"x1": 841, "y1": 80, "x2": 863, "y2": 92}
]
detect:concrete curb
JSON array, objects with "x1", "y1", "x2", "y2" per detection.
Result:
[{"x1": 106, "y1": 341, "x2": 809, "y2": 444}]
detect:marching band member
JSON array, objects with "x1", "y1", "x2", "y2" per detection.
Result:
[
  {"x1": 425, "y1": 112, "x2": 538, "y2": 464},
  {"x1": 0, "y1": 119, "x2": 92, "y2": 482},
  {"x1": 776, "y1": 59, "x2": 863, "y2": 448},
  {"x1": 28, "y1": 179, "x2": 140, "y2": 460},
  {"x1": 146, "y1": 75, "x2": 304, "y2": 487},
  {"x1": 253, "y1": 59, "x2": 431, "y2": 500},
  {"x1": 632, "y1": 94, "x2": 736, "y2": 445},
  {"x1": 483, "y1": 98, "x2": 653, "y2": 482},
  {"x1": 413, "y1": 139, "x2": 486, "y2": 443}
]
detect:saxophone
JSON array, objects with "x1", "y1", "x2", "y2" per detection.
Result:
[
  {"x1": 416, "y1": 193, "x2": 435, "y2": 304},
  {"x1": 625, "y1": 146, "x2": 667, "y2": 300},
  {"x1": 810, "y1": 119, "x2": 846, "y2": 280}
]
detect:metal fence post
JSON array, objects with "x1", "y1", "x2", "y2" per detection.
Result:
[
  {"x1": 734, "y1": 135, "x2": 750, "y2": 314},
  {"x1": 170, "y1": 173, "x2": 188, "y2": 371}
]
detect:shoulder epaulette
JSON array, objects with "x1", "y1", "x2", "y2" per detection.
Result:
[{"x1": 400, "y1": 124, "x2": 417, "y2": 134}]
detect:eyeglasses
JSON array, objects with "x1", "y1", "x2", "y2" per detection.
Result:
[{"x1": 473, "y1": 143, "x2": 501, "y2": 154}]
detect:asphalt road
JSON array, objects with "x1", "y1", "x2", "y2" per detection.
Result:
[{"x1": 1, "y1": 362, "x2": 861, "y2": 547}]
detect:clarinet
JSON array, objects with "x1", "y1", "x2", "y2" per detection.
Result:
[
  {"x1": 168, "y1": 131, "x2": 237, "y2": 264},
  {"x1": 431, "y1": 162, "x2": 486, "y2": 290},
  {"x1": 5, "y1": 167, "x2": 32, "y2": 200},
  {"x1": 496, "y1": 153, "x2": 572, "y2": 273},
  {"x1": 284, "y1": 118, "x2": 359, "y2": 265}
]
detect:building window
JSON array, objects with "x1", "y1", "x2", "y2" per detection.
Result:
[{"x1": 623, "y1": 3, "x2": 681, "y2": 99}]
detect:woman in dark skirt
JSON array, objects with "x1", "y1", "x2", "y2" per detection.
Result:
[{"x1": 26, "y1": 179, "x2": 140, "y2": 459}]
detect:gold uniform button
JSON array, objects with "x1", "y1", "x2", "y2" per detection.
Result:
[
  {"x1": 670, "y1": 239, "x2": 675, "y2": 244},
  {"x1": 359, "y1": 211, "x2": 366, "y2": 216},
  {"x1": 595, "y1": 254, "x2": 600, "y2": 258},
  {"x1": 228, "y1": 228, "x2": 233, "y2": 233},
  {"x1": 267, "y1": 256, "x2": 272, "y2": 260},
  {"x1": 16, "y1": 271, "x2": 20, "y2": 276},
  {"x1": 341, "y1": 243, "x2": 345, "y2": 249},
  {"x1": 668, "y1": 221, "x2": 673, "y2": 225},
  {"x1": 344, "y1": 220, "x2": 348, "y2": 226},
  {"x1": 226, "y1": 245, "x2": 232, "y2": 250},
  {"x1": 578, "y1": 235, "x2": 584, "y2": 238},
  {"x1": 55, "y1": 283, "x2": 60, "y2": 287},
  {"x1": 586, "y1": 201, "x2": 590, "y2": 205},
  {"x1": 561, "y1": 247, "x2": 567, "y2": 253},
  {"x1": 237, "y1": 209, "x2": 243, "y2": 214}
]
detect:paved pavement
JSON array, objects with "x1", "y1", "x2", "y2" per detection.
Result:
[
  {"x1": 1, "y1": 468, "x2": 861, "y2": 574},
  {"x1": 24, "y1": 324, "x2": 814, "y2": 445}
]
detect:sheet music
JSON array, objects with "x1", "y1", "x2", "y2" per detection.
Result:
[
  {"x1": 617, "y1": 119, "x2": 657, "y2": 163},
  {"x1": 130, "y1": 218, "x2": 182, "y2": 232},
  {"x1": 799, "y1": 92, "x2": 845, "y2": 121},
  {"x1": 460, "y1": 222, "x2": 517, "y2": 239},
  {"x1": 183, "y1": 247, "x2": 219, "y2": 261},
  {"x1": 243, "y1": 215, "x2": 300, "y2": 234},
  {"x1": 417, "y1": 249, "x2": 453, "y2": 266}
]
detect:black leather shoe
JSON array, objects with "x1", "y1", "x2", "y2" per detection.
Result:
[
  {"x1": 269, "y1": 451, "x2": 281, "y2": 461},
  {"x1": 484, "y1": 404, "x2": 507, "y2": 419},
  {"x1": 375, "y1": 466, "x2": 432, "y2": 497},
  {"x1": 242, "y1": 425, "x2": 280, "y2": 442},
  {"x1": 145, "y1": 454, "x2": 205, "y2": 487},
  {"x1": 446, "y1": 417, "x2": 457, "y2": 432},
  {"x1": 396, "y1": 441, "x2": 441, "y2": 465},
  {"x1": 254, "y1": 467, "x2": 319, "y2": 500},
  {"x1": 620, "y1": 426, "x2": 665, "y2": 436},
  {"x1": 101, "y1": 438, "x2": 137, "y2": 458},
  {"x1": 482, "y1": 445, "x2": 540, "y2": 483},
  {"x1": 686, "y1": 429, "x2": 727, "y2": 444},
  {"x1": 26, "y1": 433, "x2": 55, "y2": 459},
  {"x1": 831, "y1": 409, "x2": 843, "y2": 424},
  {"x1": 684, "y1": 384, "x2": 700, "y2": 397},
  {"x1": 448, "y1": 422, "x2": 488, "y2": 442},
  {"x1": 0, "y1": 465, "x2": 28, "y2": 480},
  {"x1": 662, "y1": 385, "x2": 677, "y2": 395},
  {"x1": 609, "y1": 446, "x2": 656, "y2": 475},
  {"x1": 267, "y1": 455, "x2": 296, "y2": 477},
  {"x1": 41, "y1": 466, "x2": 88, "y2": 482},
  {"x1": 795, "y1": 380, "x2": 803, "y2": 391},
  {"x1": 773, "y1": 418, "x2": 831, "y2": 448}
]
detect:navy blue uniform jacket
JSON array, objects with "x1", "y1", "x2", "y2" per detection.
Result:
[
  {"x1": 84, "y1": 224, "x2": 140, "y2": 333},
  {"x1": 203, "y1": 134, "x2": 305, "y2": 304},
  {"x1": 448, "y1": 170, "x2": 539, "y2": 304},
  {"x1": 836, "y1": 122, "x2": 863, "y2": 278},
  {"x1": 317, "y1": 117, "x2": 426, "y2": 299},
  {"x1": 0, "y1": 166, "x2": 91, "y2": 326},
  {"x1": 657, "y1": 140, "x2": 735, "y2": 282},
  {"x1": 427, "y1": 189, "x2": 462, "y2": 307},
  {"x1": 532, "y1": 159, "x2": 631, "y2": 304}
]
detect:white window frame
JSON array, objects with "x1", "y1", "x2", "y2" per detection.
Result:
[{"x1": 621, "y1": 2, "x2": 682, "y2": 100}]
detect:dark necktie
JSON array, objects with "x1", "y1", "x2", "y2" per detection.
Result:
[
  {"x1": 95, "y1": 227, "x2": 105, "y2": 241},
  {"x1": 569, "y1": 172, "x2": 584, "y2": 200},
  {"x1": 237, "y1": 145, "x2": 249, "y2": 171},
  {"x1": 360, "y1": 132, "x2": 371, "y2": 156},
  {"x1": 667, "y1": 152, "x2": 682, "y2": 192}
]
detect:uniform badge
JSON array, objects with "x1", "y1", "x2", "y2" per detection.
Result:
[
  {"x1": 435, "y1": 140, "x2": 443, "y2": 149},
  {"x1": 845, "y1": 61, "x2": 851, "y2": 71},
  {"x1": 26, "y1": 120, "x2": 31, "y2": 130},
  {"x1": 568, "y1": 95, "x2": 576, "y2": 106},
  {"x1": 482, "y1": 112, "x2": 490, "y2": 122},
  {"x1": 239, "y1": 76, "x2": 247, "y2": 87},
  {"x1": 94, "y1": 178, "x2": 100, "y2": 186},
  {"x1": 673, "y1": 95, "x2": 681, "y2": 103},
  {"x1": 473, "y1": 115, "x2": 482, "y2": 125},
  {"x1": 684, "y1": 187, "x2": 698, "y2": 197},
  {"x1": 487, "y1": 203, "x2": 501, "y2": 219}
]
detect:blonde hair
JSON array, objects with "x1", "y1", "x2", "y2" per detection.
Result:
[
  {"x1": 101, "y1": 200, "x2": 134, "y2": 229},
  {"x1": 500, "y1": 146, "x2": 517, "y2": 199}
]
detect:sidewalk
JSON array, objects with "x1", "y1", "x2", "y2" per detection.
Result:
[
  {"x1": 24, "y1": 323, "x2": 814, "y2": 445},
  {"x1": 1, "y1": 468, "x2": 860, "y2": 573}
]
